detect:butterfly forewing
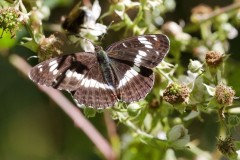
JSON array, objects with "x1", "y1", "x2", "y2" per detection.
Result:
[
  {"x1": 29, "y1": 53, "x2": 97, "y2": 91},
  {"x1": 106, "y1": 34, "x2": 169, "y2": 68}
]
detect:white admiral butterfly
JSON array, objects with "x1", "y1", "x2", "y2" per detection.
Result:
[{"x1": 29, "y1": 34, "x2": 170, "y2": 108}]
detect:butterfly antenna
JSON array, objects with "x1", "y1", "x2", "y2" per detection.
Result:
[
  {"x1": 99, "y1": 21, "x2": 114, "y2": 42},
  {"x1": 27, "y1": 55, "x2": 38, "y2": 61},
  {"x1": 71, "y1": 34, "x2": 94, "y2": 45},
  {"x1": 72, "y1": 34, "x2": 101, "y2": 52}
]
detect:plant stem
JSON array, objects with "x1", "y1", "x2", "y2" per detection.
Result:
[
  {"x1": 184, "y1": 2, "x2": 240, "y2": 33},
  {"x1": 115, "y1": 111, "x2": 153, "y2": 139}
]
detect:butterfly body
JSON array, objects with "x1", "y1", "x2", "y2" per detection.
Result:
[
  {"x1": 96, "y1": 47, "x2": 116, "y2": 89},
  {"x1": 29, "y1": 34, "x2": 170, "y2": 109}
]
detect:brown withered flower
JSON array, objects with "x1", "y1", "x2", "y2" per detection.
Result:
[
  {"x1": 163, "y1": 83, "x2": 190, "y2": 104},
  {"x1": 205, "y1": 51, "x2": 223, "y2": 67}
]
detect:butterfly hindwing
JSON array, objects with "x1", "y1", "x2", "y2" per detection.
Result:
[
  {"x1": 110, "y1": 59, "x2": 154, "y2": 102},
  {"x1": 106, "y1": 34, "x2": 169, "y2": 68},
  {"x1": 71, "y1": 62, "x2": 118, "y2": 108}
]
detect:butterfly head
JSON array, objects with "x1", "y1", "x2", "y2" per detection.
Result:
[{"x1": 94, "y1": 45, "x2": 103, "y2": 52}]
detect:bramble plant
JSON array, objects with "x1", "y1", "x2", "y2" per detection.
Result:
[{"x1": 0, "y1": 0, "x2": 240, "y2": 159}]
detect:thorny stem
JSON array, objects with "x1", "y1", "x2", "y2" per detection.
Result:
[{"x1": 9, "y1": 54, "x2": 117, "y2": 160}]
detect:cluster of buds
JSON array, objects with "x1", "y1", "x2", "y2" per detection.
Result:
[{"x1": 0, "y1": 7, "x2": 23, "y2": 38}]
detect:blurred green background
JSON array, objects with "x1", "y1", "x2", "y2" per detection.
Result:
[{"x1": 0, "y1": 0, "x2": 240, "y2": 160}]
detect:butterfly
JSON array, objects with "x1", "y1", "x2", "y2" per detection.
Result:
[{"x1": 29, "y1": 34, "x2": 170, "y2": 109}]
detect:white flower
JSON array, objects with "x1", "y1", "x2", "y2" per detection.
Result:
[
  {"x1": 80, "y1": 0, "x2": 107, "y2": 37},
  {"x1": 222, "y1": 23, "x2": 238, "y2": 39},
  {"x1": 113, "y1": 0, "x2": 140, "y2": 19},
  {"x1": 147, "y1": 0, "x2": 162, "y2": 8}
]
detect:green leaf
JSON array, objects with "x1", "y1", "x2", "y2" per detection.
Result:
[
  {"x1": 21, "y1": 39, "x2": 39, "y2": 53},
  {"x1": 138, "y1": 134, "x2": 169, "y2": 150},
  {"x1": 235, "y1": 141, "x2": 240, "y2": 149},
  {"x1": 173, "y1": 103, "x2": 186, "y2": 114},
  {"x1": 183, "y1": 110, "x2": 199, "y2": 121},
  {"x1": 207, "y1": 97, "x2": 219, "y2": 109},
  {"x1": 0, "y1": 29, "x2": 16, "y2": 49}
]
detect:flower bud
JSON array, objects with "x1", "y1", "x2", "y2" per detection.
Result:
[
  {"x1": 188, "y1": 59, "x2": 202, "y2": 73},
  {"x1": 167, "y1": 124, "x2": 190, "y2": 149},
  {"x1": 127, "y1": 103, "x2": 141, "y2": 117},
  {"x1": 162, "y1": 21, "x2": 182, "y2": 36}
]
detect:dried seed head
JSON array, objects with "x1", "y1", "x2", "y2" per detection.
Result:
[
  {"x1": 205, "y1": 51, "x2": 223, "y2": 67},
  {"x1": 38, "y1": 34, "x2": 64, "y2": 61},
  {"x1": 163, "y1": 83, "x2": 190, "y2": 104},
  {"x1": 217, "y1": 136, "x2": 236, "y2": 158},
  {"x1": 215, "y1": 83, "x2": 235, "y2": 106}
]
